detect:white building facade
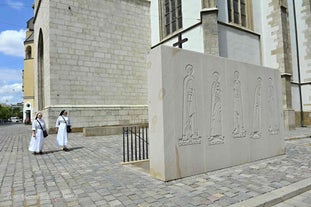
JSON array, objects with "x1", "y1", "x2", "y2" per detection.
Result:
[{"x1": 151, "y1": 0, "x2": 311, "y2": 129}]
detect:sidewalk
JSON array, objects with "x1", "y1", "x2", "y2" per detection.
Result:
[
  {"x1": 284, "y1": 126, "x2": 311, "y2": 140},
  {"x1": 0, "y1": 124, "x2": 310, "y2": 207}
]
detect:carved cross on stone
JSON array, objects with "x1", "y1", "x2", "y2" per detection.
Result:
[{"x1": 173, "y1": 33, "x2": 188, "y2": 48}]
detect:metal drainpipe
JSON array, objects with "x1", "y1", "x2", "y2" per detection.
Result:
[{"x1": 292, "y1": 0, "x2": 304, "y2": 127}]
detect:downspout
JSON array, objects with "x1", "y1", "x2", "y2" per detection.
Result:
[{"x1": 292, "y1": 0, "x2": 304, "y2": 127}]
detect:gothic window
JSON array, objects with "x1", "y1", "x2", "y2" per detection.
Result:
[
  {"x1": 25, "y1": 46, "x2": 32, "y2": 59},
  {"x1": 160, "y1": 0, "x2": 183, "y2": 39},
  {"x1": 227, "y1": 0, "x2": 252, "y2": 29}
]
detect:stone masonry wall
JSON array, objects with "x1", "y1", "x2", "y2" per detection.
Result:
[
  {"x1": 49, "y1": 0, "x2": 150, "y2": 106},
  {"x1": 34, "y1": 0, "x2": 51, "y2": 111},
  {"x1": 267, "y1": 0, "x2": 295, "y2": 129},
  {"x1": 34, "y1": 0, "x2": 150, "y2": 130}
]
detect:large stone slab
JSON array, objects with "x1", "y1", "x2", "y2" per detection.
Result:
[{"x1": 148, "y1": 46, "x2": 285, "y2": 181}]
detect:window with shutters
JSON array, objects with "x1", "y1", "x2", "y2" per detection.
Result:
[
  {"x1": 160, "y1": 0, "x2": 183, "y2": 39},
  {"x1": 227, "y1": 0, "x2": 253, "y2": 29}
]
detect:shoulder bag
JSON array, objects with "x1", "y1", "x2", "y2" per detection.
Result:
[
  {"x1": 61, "y1": 116, "x2": 72, "y2": 133},
  {"x1": 37, "y1": 120, "x2": 48, "y2": 138}
]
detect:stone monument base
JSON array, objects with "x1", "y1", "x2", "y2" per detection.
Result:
[{"x1": 148, "y1": 46, "x2": 285, "y2": 181}]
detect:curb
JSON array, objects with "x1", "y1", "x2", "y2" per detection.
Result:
[
  {"x1": 285, "y1": 135, "x2": 311, "y2": 141},
  {"x1": 228, "y1": 177, "x2": 311, "y2": 207}
]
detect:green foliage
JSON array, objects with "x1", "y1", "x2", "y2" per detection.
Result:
[
  {"x1": 12, "y1": 107, "x2": 22, "y2": 118},
  {"x1": 0, "y1": 105, "x2": 11, "y2": 120},
  {"x1": 0, "y1": 105, "x2": 23, "y2": 120}
]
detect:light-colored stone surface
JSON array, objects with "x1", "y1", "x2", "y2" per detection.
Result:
[
  {"x1": 148, "y1": 46, "x2": 285, "y2": 181},
  {"x1": 0, "y1": 124, "x2": 310, "y2": 207},
  {"x1": 229, "y1": 177, "x2": 311, "y2": 207},
  {"x1": 34, "y1": 0, "x2": 150, "y2": 129},
  {"x1": 44, "y1": 105, "x2": 148, "y2": 132}
]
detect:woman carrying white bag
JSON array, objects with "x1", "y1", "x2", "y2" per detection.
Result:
[{"x1": 29, "y1": 112, "x2": 47, "y2": 155}]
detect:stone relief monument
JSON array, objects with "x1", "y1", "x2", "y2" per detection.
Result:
[
  {"x1": 179, "y1": 64, "x2": 201, "y2": 146},
  {"x1": 232, "y1": 71, "x2": 246, "y2": 138},
  {"x1": 251, "y1": 77, "x2": 263, "y2": 139},
  {"x1": 148, "y1": 46, "x2": 284, "y2": 181},
  {"x1": 209, "y1": 72, "x2": 224, "y2": 145},
  {"x1": 268, "y1": 77, "x2": 280, "y2": 135}
]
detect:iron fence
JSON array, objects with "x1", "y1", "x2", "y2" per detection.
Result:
[{"x1": 122, "y1": 125, "x2": 149, "y2": 162}]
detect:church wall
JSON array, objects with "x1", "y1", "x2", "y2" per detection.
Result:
[
  {"x1": 289, "y1": 0, "x2": 311, "y2": 113},
  {"x1": 23, "y1": 59, "x2": 34, "y2": 99},
  {"x1": 252, "y1": 1, "x2": 263, "y2": 34},
  {"x1": 150, "y1": 0, "x2": 202, "y2": 43},
  {"x1": 218, "y1": 24, "x2": 261, "y2": 65},
  {"x1": 182, "y1": 28, "x2": 204, "y2": 53},
  {"x1": 150, "y1": 0, "x2": 160, "y2": 44},
  {"x1": 288, "y1": 1, "x2": 299, "y2": 85},
  {"x1": 23, "y1": 56, "x2": 34, "y2": 123},
  {"x1": 156, "y1": 27, "x2": 204, "y2": 53},
  {"x1": 45, "y1": 105, "x2": 148, "y2": 132},
  {"x1": 287, "y1": 0, "x2": 311, "y2": 127},
  {"x1": 260, "y1": 0, "x2": 279, "y2": 69},
  {"x1": 34, "y1": 0, "x2": 51, "y2": 114},
  {"x1": 34, "y1": 0, "x2": 150, "y2": 130},
  {"x1": 149, "y1": 1, "x2": 307, "y2": 130},
  {"x1": 49, "y1": 0, "x2": 150, "y2": 106},
  {"x1": 216, "y1": 0, "x2": 228, "y2": 23},
  {"x1": 182, "y1": 0, "x2": 201, "y2": 29}
]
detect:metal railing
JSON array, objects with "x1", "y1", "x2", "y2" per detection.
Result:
[{"x1": 122, "y1": 125, "x2": 149, "y2": 163}]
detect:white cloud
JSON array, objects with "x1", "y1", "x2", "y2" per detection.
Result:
[
  {"x1": 6, "y1": 0, "x2": 24, "y2": 10},
  {"x1": 0, "y1": 29, "x2": 25, "y2": 57},
  {"x1": 0, "y1": 69, "x2": 22, "y2": 83},
  {"x1": 0, "y1": 69, "x2": 23, "y2": 104},
  {"x1": 0, "y1": 83, "x2": 22, "y2": 94},
  {"x1": 0, "y1": 83, "x2": 23, "y2": 104}
]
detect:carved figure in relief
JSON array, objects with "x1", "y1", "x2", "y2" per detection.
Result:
[
  {"x1": 268, "y1": 77, "x2": 279, "y2": 135},
  {"x1": 179, "y1": 64, "x2": 201, "y2": 146},
  {"x1": 251, "y1": 77, "x2": 262, "y2": 139},
  {"x1": 209, "y1": 72, "x2": 224, "y2": 145},
  {"x1": 233, "y1": 71, "x2": 246, "y2": 138}
]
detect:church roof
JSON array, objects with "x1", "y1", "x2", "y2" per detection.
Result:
[
  {"x1": 24, "y1": 32, "x2": 34, "y2": 43},
  {"x1": 24, "y1": 17, "x2": 34, "y2": 44},
  {"x1": 27, "y1": 17, "x2": 34, "y2": 31}
]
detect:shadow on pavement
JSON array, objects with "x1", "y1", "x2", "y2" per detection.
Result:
[
  {"x1": 66, "y1": 146, "x2": 84, "y2": 151},
  {"x1": 42, "y1": 146, "x2": 84, "y2": 154}
]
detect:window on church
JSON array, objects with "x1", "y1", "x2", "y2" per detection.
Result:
[
  {"x1": 160, "y1": 0, "x2": 183, "y2": 39},
  {"x1": 227, "y1": 0, "x2": 252, "y2": 29},
  {"x1": 25, "y1": 46, "x2": 32, "y2": 59}
]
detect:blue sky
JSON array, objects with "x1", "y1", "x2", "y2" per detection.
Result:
[{"x1": 0, "y1": 0, "x2": 34, "y2": 105}]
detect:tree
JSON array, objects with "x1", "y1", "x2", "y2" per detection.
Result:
[{"x1": 0, "y1": 105, "x2": 11, "y2": 121}]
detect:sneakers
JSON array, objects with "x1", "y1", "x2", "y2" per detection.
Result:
[{"x1": 63, "y1": 147, "x2": 69, "y2": 151}]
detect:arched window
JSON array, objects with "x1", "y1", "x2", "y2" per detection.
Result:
[
  {"x1": 25, "y1": 46, "x2": 32, "y2": 59},
  {"x1": 38, "y1": 29, "x2": 45, "y2": 110}
]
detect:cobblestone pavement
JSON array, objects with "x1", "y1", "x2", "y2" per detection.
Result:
[{"x1": 0, "y1": 124, "x2": 311, "y2": 207}]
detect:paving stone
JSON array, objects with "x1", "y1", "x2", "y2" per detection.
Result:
[{"x1": 1, "y1": 125, "x2": 311, "y2": 206}]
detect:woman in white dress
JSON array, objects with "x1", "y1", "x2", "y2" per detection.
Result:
[
  {"x1": 55, "y1": 110, "x2": 71, "y2": 151},
  {"x1": 29, "y1": 112, "x2": 46, "y2": 155}
]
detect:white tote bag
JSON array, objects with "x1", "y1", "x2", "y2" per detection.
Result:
[{"x1": 28, "y1": 136, "x2": 36, "y2": 152}]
